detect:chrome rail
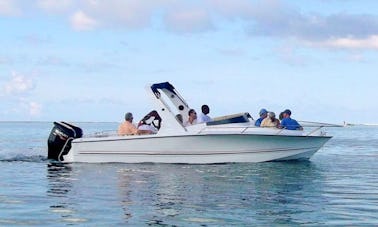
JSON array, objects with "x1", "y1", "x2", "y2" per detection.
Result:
[
  {"x1": 58, "y1": 137, "x2": 73, "y2": 161},
  {"x1": 83, "y1": 130, "x2": 118, "y2": 138},
  {"x1": 198, "y1": 125, "x2": 328, "y2": 136}
]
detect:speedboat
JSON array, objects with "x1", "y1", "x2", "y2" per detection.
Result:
[{"x1": 47, "y1": 82, "x2": 332, "y2": 163}]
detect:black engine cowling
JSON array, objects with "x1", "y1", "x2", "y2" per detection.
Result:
[{"x1": 47, "y1": 122, "x2": 83, "y2": 161}]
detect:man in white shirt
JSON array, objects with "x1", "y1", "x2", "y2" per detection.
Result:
[{"x1": 197, "y1": 104, "x2": 212, "y2": 123}]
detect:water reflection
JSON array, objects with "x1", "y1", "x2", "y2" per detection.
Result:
[
  {"x1": 113, "y1": 163, "x2": 326, "y2": 225},
  {"x1": 46, "y1": 163, "x2": 88, "y2": 224},
  {"x1": 251, "y1": 161, "x2": 325, "y2": 225},
  {"x1": 47, "y1": 163, "x2": 73, "y2": 196},
  {"x1": 116, "y1": 168, "x2": 133, "y2": 221},
  {"x1": 45, "y1": 162, "x2": 326, "y2": 225},
  {"x1": 116, "y1": 164, "x2": 228, "y2": 225}
]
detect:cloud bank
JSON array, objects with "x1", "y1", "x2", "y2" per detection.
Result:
[{"x1": 2, "y1": 0, "x2": 378, "y2": 50}]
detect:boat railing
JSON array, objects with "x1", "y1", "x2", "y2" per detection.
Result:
[
  {"x1": 199, "y1": 124, "x2": 333, "y2": 136},
  {"x1": 84, "y1": 130, "x2": 118, "y2": 138},
  {"x1": 305, "y1": 126, "x2": 327, "y2": 136}
]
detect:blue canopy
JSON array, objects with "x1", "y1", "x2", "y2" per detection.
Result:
[{"x1": 150, "y1": 82, "x2": 177, "y2": 97}]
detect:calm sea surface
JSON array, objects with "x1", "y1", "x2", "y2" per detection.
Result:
[{"x1": 0, "y1": 122, "x2": 377, "y2": 226}]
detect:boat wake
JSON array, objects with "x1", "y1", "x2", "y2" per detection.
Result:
[{"x1": 0, "y1": 154, "x2": 48, "y2": 162}]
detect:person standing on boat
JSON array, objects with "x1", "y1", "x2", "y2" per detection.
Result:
[
  {"x1": 261, "y1": 112, "x2": 280, "y2": 128},
  {"x1": 184, "y1": 109, "x2": 197, "y2": 126},
  {"x1": 118, "y1": 112, "x2": 152, "y2": 135},
  {"x1": 255, "y1": 108, "x2": 268, "y2": 126},
  {"x1": 197, "y1": 104, "x2": 212, "y2": 123},
  {"x1": 279, "y1": 109, "x2": 303, "y2": 130}
]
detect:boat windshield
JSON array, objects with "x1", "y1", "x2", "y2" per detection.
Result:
[{"x1": 207, "y1": 112, "x2": 251, "y2": 126}]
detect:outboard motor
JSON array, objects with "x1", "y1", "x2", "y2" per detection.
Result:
[{"x1": 47, "y1": 122, "x2": 83, "y2": 161}]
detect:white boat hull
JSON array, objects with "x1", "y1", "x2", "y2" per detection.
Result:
[
  {"x1": 48, "y1": 82, "x2": 334, "y2": 164},
  {"x1": 64, "y1": 134, "x2": 331, "y2": 163}
]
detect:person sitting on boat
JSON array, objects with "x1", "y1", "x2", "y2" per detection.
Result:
[
  {"x1": 197, "y1": 104, "x2": 212, "y2": 123},
  {"x1": 147, "y1": 110, "x2": 162, "y2": 130},
  {"x1": 137, "y1": 110, "x2": 161, "y2": 134},
  {"x1": 279, "y1": 109, "x2": 303, "y2": 130},
  {"x1": 255, "y1": 108, "x2": 268, "y2": 126},
  {"x1": 138, "y1": 122, "x2": 158, "y2": 134},
  {"x1": 261, "y1": 111, "x2": 280, "y2": 128},
  {"x1": 118, "y1": 112, "x2": 152, "y2": 136},
  {"x1": 279, "y1": 111, "x2": 284, "y2": 120},
  {"x1": 175, "y1": 114, "x2": 183, "y2": 125},
  {"x1": 184, "y1": 109, "x2": 197, "y2": 126}
]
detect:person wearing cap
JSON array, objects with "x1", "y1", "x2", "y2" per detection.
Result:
[
  {"x1": 197, "y1": 104, "x2": 212, "y2": 123},
  {"x1": 261, "y1": 111, "x2": 280, "y2": 128},
  {"x1": 118, "y1": 112, "x2": 152, "y2": 136},
  {"x1": 279, "y1": 109, "x2": 303, "y2": 130},
  {"x1": 255, "y1": 108, "x2": 268, "y2": 127}
]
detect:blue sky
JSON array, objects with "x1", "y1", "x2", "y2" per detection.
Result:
[{"x1": 1, "y1": 0, "x2": 378, "y2": 124}]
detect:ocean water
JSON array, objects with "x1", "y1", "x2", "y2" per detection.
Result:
[{"x1": 0, "y1": 122, "x2": 377, "y2": 226}]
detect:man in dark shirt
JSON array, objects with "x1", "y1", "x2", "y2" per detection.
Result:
[
  {"x1": 279, "y1": 109, "x2": 303, "y2": 130},
  {"x1": 255, "y1": 108, "x2": 268, "y2": 127}
]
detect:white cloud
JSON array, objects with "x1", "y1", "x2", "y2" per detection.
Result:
[
  {"x1": 69, "y1": 0, "x2": 166, "y2": 29},
  {"x1": 3, "y1": 0, "x2": 378, "y2": 52},
  {"x1": 28, "y1": 101, "x2": 42, "y2": 116},
  {"x1": 0, "y1": 0, "x2": 21, "y2": 16},
  {"x1": 71, "y1": 1, "x2": 378, "y2": 49},
  {"x1": 319, "y1": 35, "x2": 378, "y2": 50},
  {"x1": 70, "y1": 10, "x2": 98, "y2": 31},
  {"x1": 4, "y1": 72, "x2": 34, "y2": 95}
]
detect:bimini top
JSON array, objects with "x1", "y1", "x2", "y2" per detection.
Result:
[
  {"x1": 151, "y1": 82, "x2": 177, "y2": 98},
  {"x1": 149, "y1": 81, "x2": 190, "y2": 118}
]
